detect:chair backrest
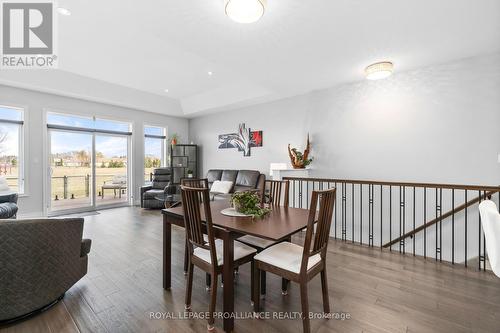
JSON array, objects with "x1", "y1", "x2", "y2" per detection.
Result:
[
  {"x1": 266, "y1": 179, "x2": 289, "y2": 207},
  {"x1": 479, "y1": 200, "x2": 500, "y2": 278},
  {"x1": 180, "y1": 185, "x2": 218, "y2": 266},
  {"x1": 300, "y1": 188, "x2": 336, "y2": 275},
  {"x1": 181, "y1": 178, "x2": 209, "y2": 202}
]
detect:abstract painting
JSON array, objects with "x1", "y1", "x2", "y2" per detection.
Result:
[{"x1": 218, "y1": 123, "x2": 263, "y2": 157}]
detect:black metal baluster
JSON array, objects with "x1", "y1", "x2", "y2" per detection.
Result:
[
  {"x1": 464, "y1": 190, "x2": 467, "y2": 267},
  {"x1": 292, "y1": 180, "x2": 296, "y2": 208},
  {"x1": 380, "y1": 185, "x2": 383, "y2": 249},
  {"x1": 360, "y1": 184, "x2": 363, "y2": 245},
  {"x1": 334, "y1": 182, "x2": 337, "y2": 239},
  {"x1": 478, "y1": 190, "x2": 482, "y2": 271},
  {"x1": 367, "y1": 184, "x2": 373, "y2": 247},
  {"x1": 343, "y1": 182, "x2": 346, "y2": 241},
  {"x1": 424, "y1": 188, "x2": 427, "y2": 259},
  {"x1": 389, "y1": 186, "x2": 392, "y2": 251},
  {"x1": 298, "y1": 180, "x2": 303, "y2": 209},
  {"x1": 451, "y1": 189, "x2": 455, "y2": 264},
  {"x1": 352, "y1": 183, "x2": 355, "y2": 243},
  {"x1": 413, "y1": 187, "x2": 416, "y2": 256},
  {"x1": 482, "y1": 191, "x2": 486, "y2": 271},
  {"x1": 399, "y1": 186, "x2": 406, "y2": 254},
  {"x1": 439, "y1": 188, "x2": 442, "y2": 262},
  {"x1": 306, "y1": 181, "x2": 309, "y2": 209}
]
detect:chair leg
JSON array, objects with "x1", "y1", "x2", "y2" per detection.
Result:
[
  {"x1": 320, "y1": 269, "x2": 330, "y2": 313},
  {"x1": 185, "y1": 262, "x2": 194, "y2": 310},
  {"x1": 250, "y1": 262, "x2": 255, "y2": 304},
  {"x1": 208, "y1": 272, "x2": 218, "y2": 331},
  {"x1": 300, "y1": 282, "x2": 310, "y2": 333},
  {"x1": 260, "y1": 271, "x2": 266, "y2": 296},
  {"x1": 253, "y1": 266, "x2": 261, "y2": 313},
  {"x1": 206, "y1": 273, "x2": 211, "y2": 291},
  {"x1": 281, "y1": 278, "x2": 289, "y2": 295},
  {"x1": 183, "y1": 240, "x2": 189, "y2": 275}
]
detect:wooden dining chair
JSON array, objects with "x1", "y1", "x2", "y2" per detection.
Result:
[
  {"x1": 238, "y1": 179, "x2": 291, "y2": 296},
  {"x1": 180, "y1": 178, "x2": 209, "y2": 275},
  {"x1": 252, "y1": 188, "x2": 336, "y2": 333},
  {"x1": 181, "y1": 185, "x2": 257, "y2": 330}
]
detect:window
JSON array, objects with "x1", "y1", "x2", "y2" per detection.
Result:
[
  {"x1": 144, "y1": 125, "x2": 167, "y2": 182},
  {"x1": 0, "y1": 106, "x2": 24, "y2": 193}
]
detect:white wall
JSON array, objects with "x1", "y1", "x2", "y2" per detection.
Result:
[
  {"x1": 0, "y1": 85, "x2": 189, "y2": 216},
  {"x1": 189, "y1": 53, "x2": 500, "y2": 186}
]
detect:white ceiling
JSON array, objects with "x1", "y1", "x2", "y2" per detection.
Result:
[{"x1": 2, "y1": 0, "x2": 500, "y2": 117}]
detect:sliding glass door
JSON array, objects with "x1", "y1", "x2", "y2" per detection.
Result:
[
  {"x1": 47, "y1": 113, "x2": 131, "y2": 214},
  {"x1": 95, "y1": 134, "x2": 129, "y2": 207},
  {"x1": 49, "y1": 130, "x2": 94, "y2": 212}
]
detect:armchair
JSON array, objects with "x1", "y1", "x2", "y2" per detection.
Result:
[
  {"x1": 0, "y1": 192, "x2": 18, "y2": 219},
  {"x1": 0, "y1": 218, "x2": 91, "y2": 324},
  {"x1": 141, "y1": 167, "x2": 174, "y2": 208}
]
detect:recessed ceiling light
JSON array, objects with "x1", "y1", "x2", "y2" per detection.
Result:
[
  {"x1": 208, "y1": 71, "x2": 213, "y2": 76},
  {"x1": 57, "y1": 7, "x2": 71, "y2": 16},
  {"x1": 365, "y1": 62, "x2": 394, "y2": 80},
  {"x1": 225, "y1": 0, "x2": 266, "y2": 24},
  {"x1": 164, "y1": 89, "x2": 169, "y2": 93}
]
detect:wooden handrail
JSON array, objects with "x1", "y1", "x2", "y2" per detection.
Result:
[
  {"x1": 283, "y1": 176, "x2": 500, "y2": 192},
  {"x1": 382, "y1": 189, "x2": 499, "y2": 248}
]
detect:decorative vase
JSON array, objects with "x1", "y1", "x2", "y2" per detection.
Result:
[{"x1": 187, "y1": 174, "x2": 193, "y2": 178}]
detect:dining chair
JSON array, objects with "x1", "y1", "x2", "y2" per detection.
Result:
[
  {"x1": 238, "y1": 180, "x2": 291, "y2": 295},
  {"x1": 181, "y1": 185, "x2": 257, "y2": 330},
  {"x1": 180, "y1": 178, "x2": 210, "y2": 276},
  {"x1": 252, "y1": 188, "x2": 336, "y2": 333},
  {"x1": 478, "y1": 200, "x2": 500, "y2": 278}
]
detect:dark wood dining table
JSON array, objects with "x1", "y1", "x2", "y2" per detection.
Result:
[{"x1": 162, "y1": 199, "x2": 310, "y2": 332}]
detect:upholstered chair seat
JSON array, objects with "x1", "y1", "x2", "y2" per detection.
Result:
[
  {"x1": 193, "y1": 239, "x2": 256, "y2": 266},
  {"x1": 254, "y1": 242, "x2": 321, "y2": 274}
]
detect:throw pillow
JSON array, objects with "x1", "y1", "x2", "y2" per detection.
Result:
[{"x1": 210, "y1": 180, "x2": 233, "y2": 194}]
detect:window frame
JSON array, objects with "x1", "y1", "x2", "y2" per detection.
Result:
[
  {"x1": 0, "y1": 104, "x2": 26, "y2": 194},
  {"x1": 144, "y1": 124, "x2": 168, "y2": 182}
]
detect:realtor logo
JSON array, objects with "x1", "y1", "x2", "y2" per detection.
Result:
[{"x1": 1, "y1": 0, "x2": 58, "y2": 68}]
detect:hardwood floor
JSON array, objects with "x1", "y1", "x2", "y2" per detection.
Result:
[{"x1": 2, "y1": 206, "x2": 500, "y2": 333}]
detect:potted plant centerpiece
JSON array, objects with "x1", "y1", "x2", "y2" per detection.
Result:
[
  {"x1": 231, "y1": 191, "x2": 270, "y2": 218},
  {"x1": 187, "y1": 169, "x2": 193, "y2": 178}
]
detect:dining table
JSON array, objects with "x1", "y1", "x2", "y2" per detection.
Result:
[{"x1": 162, "y1": 199, "x2": 311, "y2": 332}]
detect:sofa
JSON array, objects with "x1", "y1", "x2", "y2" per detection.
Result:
[
  {"x1": 0, "y1": 218, "x2": 91, "y2": 324},
  {"x1": 0, "y1": 192, "x2": 18, "y2": 219},
  {"x1": 141, "y1": 167, "x2": 175, "y2": 209},
  {"x1": 206, "y1": 169, "x2": 265, "y2": 198}
]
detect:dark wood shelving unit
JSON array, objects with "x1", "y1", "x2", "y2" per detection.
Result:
[{"x1": 169, "y1": 144, "x2": 198, "y2": 187}]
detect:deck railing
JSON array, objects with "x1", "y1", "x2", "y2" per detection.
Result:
[{"x1": 283, "y1": 176, "x2": 500, "y2": 270}]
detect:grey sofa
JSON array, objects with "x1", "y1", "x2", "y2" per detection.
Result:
[
  {"x1": 0, "y1": 218, "x2": 91, "y2": 324},
  {"x1": 0, "y1": 192, "x2": 18, "y2": 219},
  {"x1": 206, "y1": 169, "x2": 265, "y2": 197},
  {"x1": 141, "y1": 167, "x2": 175, "y2": 209}
]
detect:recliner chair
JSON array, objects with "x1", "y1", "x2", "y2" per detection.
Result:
[
  {"x1": 141, "y1": 167, "x2": 174, "y2": 209},
  {"x1": 0, "y1": 192, "x2": 18, "y2": 219}
]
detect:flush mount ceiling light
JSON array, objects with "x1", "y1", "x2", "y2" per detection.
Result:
[
  {"x1": 225, "y1": 0, "x2": 266, "y2": 24},
  {"x1": 365, "y1": 62, "x2": 394, "y2": 80},
  {"x1": 57, "y1": 7, "x2": 71, "y2": 16}
]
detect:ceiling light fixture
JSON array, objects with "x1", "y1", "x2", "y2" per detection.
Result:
[
  {"x1": 208, "y1": 71, "x2": 213, "y2": 76},
  {"x1": 164, "y1": 89, "x2": 169, "y2": 93},
  {"x1": 225, "y1": 0, "x2": 266, "y2": 24},
  {"x1": 365, "y1": 61, "x2": 394, "y2": 80},
  {"x1": 57, "y1": 7, "x2": 71, "y2": 16}
]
